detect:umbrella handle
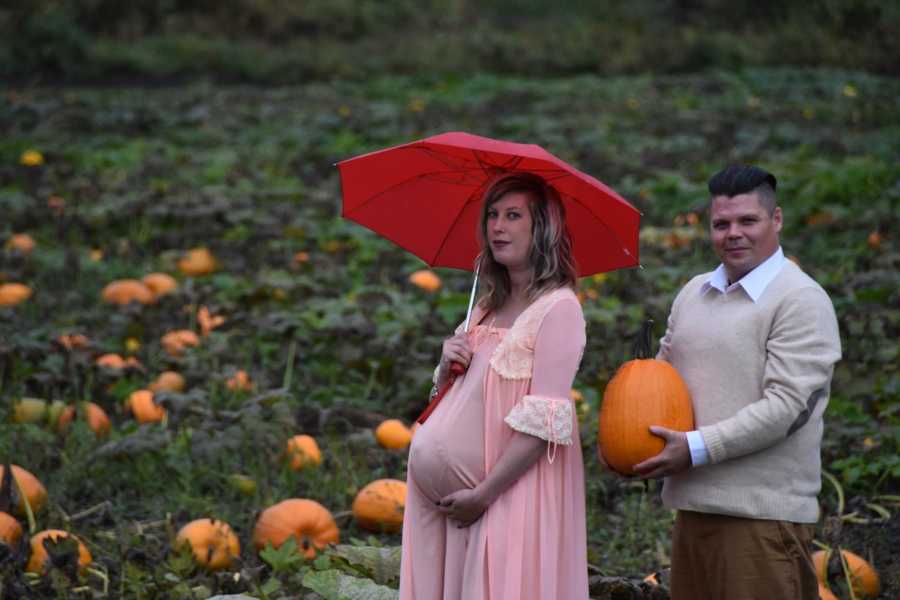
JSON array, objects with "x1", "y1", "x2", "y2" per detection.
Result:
[{"x1": 416, "y1": 361, "x2": 467, "y2": 424}]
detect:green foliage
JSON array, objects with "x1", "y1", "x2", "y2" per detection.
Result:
[
  {"x1": 259, "y1": 538, "x2": 305, "y2": 574},
  {"x1": 1, "y1": 1, "x2": 899, "y2": 82}
]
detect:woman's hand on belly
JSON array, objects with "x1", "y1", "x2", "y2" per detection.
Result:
[{"x1": 436, "y1": 487, "x2": 490, "y2": 528}]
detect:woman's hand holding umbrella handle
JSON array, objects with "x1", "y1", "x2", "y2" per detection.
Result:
[
  {"x1": 438, "y1": 333, "x2": 472, "y2": 384},
  {"x1": 417, "y1": 335, "x2": 472, "y2": 425}
]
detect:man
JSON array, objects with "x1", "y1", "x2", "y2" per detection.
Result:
[{"x1": 633, "y1": 165, "x2": 842, "y2": 599}]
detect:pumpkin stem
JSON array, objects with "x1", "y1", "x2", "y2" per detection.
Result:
[{"x1": 633, "y1": 319, "x2": 655, "y2": 360}]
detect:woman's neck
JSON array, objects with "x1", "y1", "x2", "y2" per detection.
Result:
[{"x1": 507, "y1": 266, "x2": 530, "y2": 302}]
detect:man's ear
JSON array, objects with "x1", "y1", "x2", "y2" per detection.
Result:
[{"x1": 773, "y1": 206, "x2": 783, "y2": 232}]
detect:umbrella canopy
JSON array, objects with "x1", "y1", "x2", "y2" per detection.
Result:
[{"x1": 337, "y1": 131, "x2": 640, "y2": 276}]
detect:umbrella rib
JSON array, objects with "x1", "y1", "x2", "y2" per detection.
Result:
[
  {"x1": 343, "y1": 166, "x2": 488, "y2": 217},
  {"x1": 428, "y1": 186, "x2": 485, "y2": 267},
  {"x1": 556, "y1": 188, "x2": 636, "y2": 265}
]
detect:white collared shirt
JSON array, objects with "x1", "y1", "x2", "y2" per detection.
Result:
[{"x1": 688, "y1": 246, "x2": 787, "y2": 466}]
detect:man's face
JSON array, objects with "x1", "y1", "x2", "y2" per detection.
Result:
[{"x1": 709, "y1": 192, "x2": 782, "y2": 282}]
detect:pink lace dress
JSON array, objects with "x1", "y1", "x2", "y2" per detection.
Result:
[{"x1": 400, "y1": 287, "x2": 589, "y2": 600}]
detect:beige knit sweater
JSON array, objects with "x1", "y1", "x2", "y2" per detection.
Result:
[{"x1": 658, "y1": 261, "x2": 841, "y2": 523}]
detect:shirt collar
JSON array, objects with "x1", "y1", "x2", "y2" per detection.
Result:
[{"x1": 701, "y1": 247, "x2": 786, "y2": 302}]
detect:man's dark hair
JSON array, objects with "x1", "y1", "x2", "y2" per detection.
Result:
[{"x1": 708, "y1": 165, "x2": 777, "y2": 214}]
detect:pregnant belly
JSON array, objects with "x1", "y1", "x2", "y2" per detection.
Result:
[{"x1": 407, "y1": 422, "x2": 484, "y2": 503}]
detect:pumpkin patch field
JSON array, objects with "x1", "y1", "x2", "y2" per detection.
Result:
[{"x1": 1, "y1": 70, "x2": 898, "y2": 598}]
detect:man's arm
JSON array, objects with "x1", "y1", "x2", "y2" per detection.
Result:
[{"x1": 700, "y1": 286, "x2": 841, "y2": 463}]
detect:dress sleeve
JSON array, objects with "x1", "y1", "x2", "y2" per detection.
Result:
[{"x1": 504, "y1": 298, "x2": 586, "y2": 456}]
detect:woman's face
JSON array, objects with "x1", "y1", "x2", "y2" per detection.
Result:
[{"x1": 486, "y1": 191, "x2": 534, "y2": 271}]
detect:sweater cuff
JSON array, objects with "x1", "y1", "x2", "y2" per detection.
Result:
[{"x1": 698, "y1": 425, "x2": 727, "y2": 464}]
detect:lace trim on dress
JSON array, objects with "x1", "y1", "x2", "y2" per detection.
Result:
[
  {"x1": 489, "y1": 288, "x2": 577, "y2": 380},
  {"x1": 504, "y1": 394, "x2": 574, "y2": 463}
]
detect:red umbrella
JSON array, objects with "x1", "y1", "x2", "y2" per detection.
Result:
[
  {"x1": 338, "y1": 131, "x2": 640, "y2": 277},
  {"x1": 337, "y1": 131, "x2": 641, "y2": 422}
]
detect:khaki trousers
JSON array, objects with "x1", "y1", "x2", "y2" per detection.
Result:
[{"x1": 670, "y1": 510, "x2": 819, "y2": 600}]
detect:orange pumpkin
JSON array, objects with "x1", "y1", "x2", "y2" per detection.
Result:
[
  {"x1": 5, "y1": 233, "x2": 35, "y2": 255},
  {"x1": 57, "y1": 402, "x2": 111, "y2": 437},
  {"x1": 375, "y1": 419, "x2": 412, "y2": 450},
  {"x1": 25, "y1": 529, "x2": 92, "y2": 574},
  {"x1": 598, "y1": 321, "x2": 693, "y2": 475},
  {"x1": 148, "y1": 371, "x2": 186, "y2": 393},
  {"x1": 175, "y1": 518, "x2": 240, "y2": 571},
  {"x1": 95, "y1": 353, "x2": 142, "y2": 370},
  {"x1": 141, "y1": 272, "x2": 178, "y2": 299},
  {"x1": 813, "y1": 549, "x2": 881, "y2": 598},
  {"x1": 0, "y1": 464, "x2": 48, "y2": 517},
  {"x1": 285, "y1": 435, "x2": 322, "y2": 470},
  {"x1": 101, "y1": 279, "x2": 155, "y2": 305},
  {"x1": 351, "y1": 479, "x2": 406, "y2": 533},
  {"x1": 226, "y1": 370, "x2": 253, "y2": 392},
  {"x1": 56, "y1": 333, "x2": 90, "y2": 351},
  {"x1": 198, "y1": 305, "x2": 226, "y2": 337},
  {"x1": 0, "y1": 512, "x2": 23, "y2": 547},
  {"x1": 127, "y1": 390, "x2": 166, "y2": 423},
  {"x1": 818, "y1": 583, "x2": 838, "y2": 600},
  {"x1": 0, "y1": 283, "x2": 32, "y2": 306},
  {"x1": 408, "y1": 269, "x2": 441, "y2": 292},
  {"x1": 253, "y1": 499, "x2": 339, "y2": 559},
  {"x1": 161, "y1": 330, "x2": 200, "y2": 357},
  {"x1": 178, "y1": 247, "x2": 218, "y2": 277}
]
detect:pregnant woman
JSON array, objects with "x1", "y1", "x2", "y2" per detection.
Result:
[{"x1": 400, "y1": 172, "x2": 589, "y2": 600}]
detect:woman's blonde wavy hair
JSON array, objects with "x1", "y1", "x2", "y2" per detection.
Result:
[{"x1": 475, "y1": 172, "x2": 577, "y2": 313}]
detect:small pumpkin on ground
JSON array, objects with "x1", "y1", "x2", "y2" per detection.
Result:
[
  {"x1": 127, "y1": 390, "x2": 166, "y2": 424},
  {"x1": 101, "y1": 279, "x2": 155, "y2": 306},
  {"x1": 812, "y1": 548, "x2": 881, "y2": 599},
  {"x1": 0, "y1": 512, "x2": 23, "y2": 547},
  {"x1": 141, "y1": 272, "x2": 178, "y2": 299},
  {"x1": 226, "y1": 370, "x2": 253, "y2": 392},
  {"x1": 408, "y1": 269, "x2": 441, "y2": 292},
  {"x1": 161, "y1": 330, "x2": 200, "y2": 357},
  {"x1": 0, "y1": 283, "x2": 32, "y2": 306},
  {"x1": 285, "y1": 435, "x2": 322, "y2": 470},
  {"x1": 175, "y1": 518, "x2": 240, "y2": 571},
  {"x1": 598, "y1": 320, "x2": 694, "y2": 475},
  {"x1": 817, "y1": 583, "x2": 838, "y2": 600},
  {"x1": 178, "y1": 247, "x2": 218, "y2": 277},
  {"x1": 0, "y1": 464, "x2": 48, "y2": 517},
  {"x1": 56, "y1": 333, "x2": 90, "y2": 351},
  {"x1": 352, "y1": 478, "x2": 407, "y2": 533},
  {"x1": 95, "y1": 353, "x2": 142, "y2": 370},
  {"x1": 253, "y1": 499, "x2": 339, "y2": 559},
  {"x1": 375, "y1": 419, "x2": 412, "y2": 449},
  {"x1": 25, "y1": 529, "x2": 92, "y2": 574},
  {"x1": 57, "y1": 402, "x2": 111, "y2": 437},
  {"x1": 4, "y1": 233, "x2": 35, "y2": 255},
  {"x1": 148, "y1": 371, "x2": 186, "y2": 393}
]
